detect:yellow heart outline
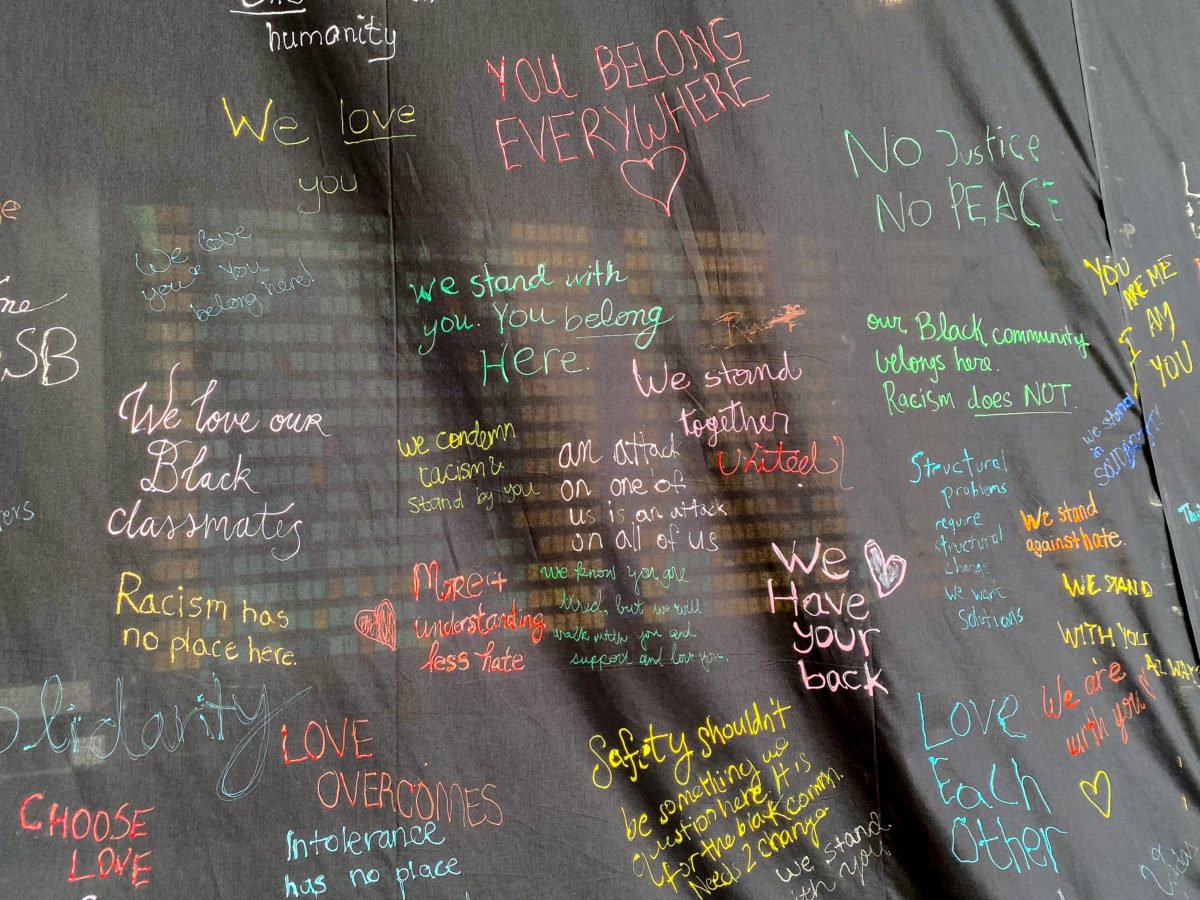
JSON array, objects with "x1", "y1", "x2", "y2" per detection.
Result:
[{"x1": 1080, "y1": 770, "x2": 1112, "y2": 818}]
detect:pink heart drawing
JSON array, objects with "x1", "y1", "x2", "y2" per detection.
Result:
[
  {"x1": 864, "y1": 539, "x2": 907, "y2": 598},
  {"x1": 620, "y1": 146, "x2": 687, "y2": 217},
  {"x1": 354, "y1": 598, "x2": 397, "y2": 651}
]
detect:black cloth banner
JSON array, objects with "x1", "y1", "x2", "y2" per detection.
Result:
[{"x1": 2, "y1": 1, "x2": 1200, "y2": 897}]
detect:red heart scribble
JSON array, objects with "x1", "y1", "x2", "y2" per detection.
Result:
[
  {"x1": 620, "y1": 146, "x2": 687, "y2": 217},
  {"x1": 354, "y1": 598, "x2": 396, "y2": 651}
]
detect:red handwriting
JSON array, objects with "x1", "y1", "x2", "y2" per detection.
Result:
[
  {"x1": 422, "y1": 640, "x2": 470, "y2": 673},
  {"x1": 281, "y1": 718, "x2": 373, "y2": 765},
  {"x1": 1041, "y1": 661, "x2": 1159, "y2": 756},
  {"x1": 620, "y1": 145, "x2": 687, "y2": 216},
  {"x1": 19, "y1": 795, "x2": 154, "y2": 889},
  {"x1": 492, "y1": 66, "x2": 766, "y2": 169},
  {"x1": 715, "y1": 306, "x2": 807, "y2": 348},
  {"x1": 313, "y1": 771, "x2": 504, "y2": 826},
  {"x1": 1041, "y1": 662, "x2": 1125, "y2": 719},
  {"x1": 485, "y1": 54, "x2": 578, "y2": 105},
  {"x1": 593, "y1": 21, "x2": 744, "y2": 91},
  {"x1": 716, "y1": 439, "x2": 847, "y2": 487},
  {"x1": 411, "y1": 560, "x2": 507, "y2": 602},
  {"x1": 484, "y1": 18, "x2": 769, "y2": 214},
  {"x1": 68, "y1": 847, "x2": 152, "y2": 890},
  {"x1": 419, "y1": 639, "x2": 527, "y2": 675},
  {"x1": 413, "y1": 601, "x2": 544, "y2": 644}
]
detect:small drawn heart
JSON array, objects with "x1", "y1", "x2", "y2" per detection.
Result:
[
  {"x1": 863, "y1": 539, "x2": 907, "y2": 598},
  {"x1": 620, "y1": 146, "x2": 687, "y2": 217},
  {"x1": 1080, "y1": 771, "x2": 1111, "y2": 818},
  {"x1": 354, "y1": 598, "x2": 396, "y2": 651}
]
